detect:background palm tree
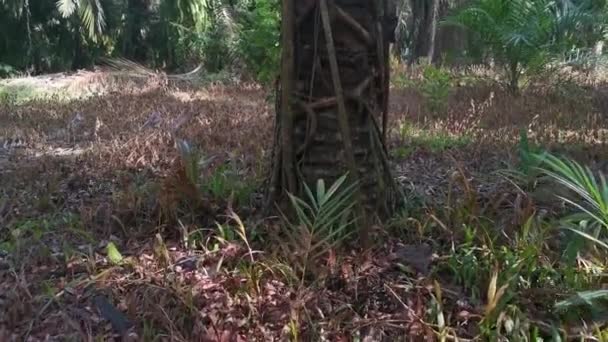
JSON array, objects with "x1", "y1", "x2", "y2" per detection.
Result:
[{"x1": 445, "y1": 0, "x2": 607, "y2": 92}]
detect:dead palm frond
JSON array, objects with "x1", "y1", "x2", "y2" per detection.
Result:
[{"x1": 96, "y1": 56, "x2": 207, "y2": 85}]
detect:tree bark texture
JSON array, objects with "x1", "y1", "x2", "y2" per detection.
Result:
[{"x1": 268, "y1": 0, "x2": 398, "y2": 224}]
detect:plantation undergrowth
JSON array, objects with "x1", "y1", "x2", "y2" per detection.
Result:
[{"x1": 1, "y1": 68, "x2": 608, "y2": 341}]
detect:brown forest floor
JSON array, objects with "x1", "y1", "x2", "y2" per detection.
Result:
[{"x1": 1, "y1": 69, "x2": 608, "y2": 341}]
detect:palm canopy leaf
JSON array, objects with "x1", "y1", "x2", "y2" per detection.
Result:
[
  {"x1": 446, "y1": 0, "x2": 555, "y2": 61},
  {"x1": 442, "y1": 0, "x2": 605, "y2": 90},
  {"x1": 552, "y1": 0, "x2": 608, "y2": 61},
  {"x1": 177, "y1": 0, "x2": 211, "y2": 31},
  {"x1": 56, "y1": 0, "x2": 106, "y2": 41},
  {"x1": 56, "y1": 0, "x2": 76, "y2": 17},
  {"x1": 169, "y1": 0, "x2": 236, "y2": 33}
]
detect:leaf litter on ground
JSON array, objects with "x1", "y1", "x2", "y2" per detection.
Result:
[{"x1": 1, "y1": 70, "x2": 608, "y2": 340}]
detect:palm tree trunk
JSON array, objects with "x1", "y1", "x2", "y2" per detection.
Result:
[{"x1": 267, "y1": 0, "x2": 398, "y2": 236}]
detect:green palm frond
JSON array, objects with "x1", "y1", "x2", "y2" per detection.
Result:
[
  {"x1": 280, "y1": 174, "x2": 359, "y2": 274},
  {"x1": 556, "y1": 289, "x2": 608, "y2": 310},
  {"x1": 539, "y1": 150, "x2": 608, "y2": 323},
  {"x1": 183, "y1": 0, "x2": 211, "y2": 32},
  {"x1": 446, "y1": 0, "x2": 550, "y2": 54},
  {"x1": 79, "y1": 0, "x2": 105, "y2": 40},
  {"x1": 555, "y1": 289, "x2": 608, "y2": 318},
  {"x1": 444, "y1": 0, "x2": 603, "y2": 90},
  {"x1": 534, "y1": 152, "x2": 608, "y2": 248},
  {"x1": 56, "y1": 0, "x2": 76, "y2": 17},
  {"x1": 212, "y1": 1, "x2": 237, "y2": 35},
  {"x1": 56, "y1": 0, "x2": 105, "y2": 41},
  {"x1": 170, "y1": 0, "x2": 235, "y2": 34}
]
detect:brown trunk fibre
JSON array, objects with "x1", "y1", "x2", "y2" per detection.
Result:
[{"x1": 268, "y1": 0, "x2": 398, "y2": 223}]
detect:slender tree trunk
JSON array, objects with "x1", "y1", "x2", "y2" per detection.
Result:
[
  {"x1": 409, "y1": 0, "x2": 431, "y2": 63},
  {"x1": 24, "y1": 0, "x2": 33, "y2": 73},
  {"x1": 279, "y1": 0, "x2": 296, "y2": 194},
  {"x1": 408, "y1": 0, "x2": 436, "y2": 63},
  {"x1": 508, "y1": 61, "x2": 520, "y2": 94},
  {"x1": 433, "y1": 0, "x2": 470, "y2": 66},
  {"x1": 267, "y1": 0, "x2": 398, "y2": 237},
  {"x1": 408, "y1": 0, "x2": 466, "y2": 65},
  {"x1": 73, "y1": 25, "x2": 84, "y2": 70},
  {"x1": 427, "y1": 0, "x2": 439, "y2": 63}
]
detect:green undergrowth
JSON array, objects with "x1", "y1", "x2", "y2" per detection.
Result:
[
  {"x1": 392, "y1": 121, "x2": 473, "y2": 158},
  {"x1": 392, "y1": 63, "x2": 453, "y2": 114},
  {"x1": 0, "y1": 84, "x2": 44, "y2": 104},
  {"x1": 0, "y1": 212, "x2": 90, "y2": 271},
  {"x1": 176, "y1": 139, "x2": 258, "y2": 207},
  {"x1": 0, "y1": 83, "x2": 78, "y2": 105},
  {"x1": 188, "y1": 135, "x2": 608, "y2": 340},
  {"x1": 383, "y1": 130, "x2": 608, "y2": 339}
]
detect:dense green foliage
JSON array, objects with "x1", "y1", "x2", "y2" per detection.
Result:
[
  {"x1": 2, "y1": 0, "x2": 607, "y2": 86},
  {"x1": 446, "y1": 0, "x2": 608, "y2": 91},
  {"x1": 0, "y1": 0, "x2": 280, "y2": 83}
]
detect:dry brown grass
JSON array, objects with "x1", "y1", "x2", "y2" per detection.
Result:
[{"x1": 389, "y1": 65, "x2": 608, "y2": 180}]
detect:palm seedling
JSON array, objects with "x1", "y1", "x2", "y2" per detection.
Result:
[
  {"x1": 532, "y1": 152, "x2": 608, "y2": 322},
  {"x1": 279, "y1": 174, "x2": 359, "y2": 280},
  {"x1": 534, "y1": 152, "x2": 608, "y2": 249}
]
